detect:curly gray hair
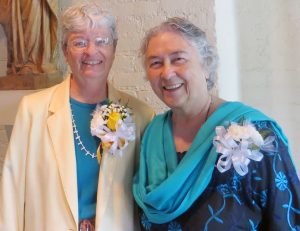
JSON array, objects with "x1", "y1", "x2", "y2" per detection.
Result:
[
  {"x1": 141, "y1": 17, "x2": 218, "y2": 90},
  {"x1": 61, "y1": 3, "x2": 118, "y2": 48}
]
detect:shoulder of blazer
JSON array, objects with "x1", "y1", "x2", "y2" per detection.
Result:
[
  {"x1": 20, "y1": 77, "x2": 70, "y2": 115},
  {"x1": 108, "y1": 82, "x2": 155, "y2": 125}
]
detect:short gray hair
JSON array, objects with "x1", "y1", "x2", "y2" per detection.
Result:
[
  {"x1": 61, "y1": 3, "x2": 118, "y2": 48},
  {"x1": 141, "y1": 17, "x2": 218, "y2": 90}
]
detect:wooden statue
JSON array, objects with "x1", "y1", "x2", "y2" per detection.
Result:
[{"x1": 0, "y1": 0, "x2": 58, "y2": 75}]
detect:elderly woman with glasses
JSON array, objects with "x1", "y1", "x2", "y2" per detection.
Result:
[
  {"x1": 0, "y1": 3, "x2": 153, "y2": 231},
  {"x1": 133, "y1": 17, "x2": 300, "y2": 230}
]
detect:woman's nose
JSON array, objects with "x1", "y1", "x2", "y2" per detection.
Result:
[
  {"x1": 84, "y1": 42, "x2": 99, "y2": 54},
  {"x1": 161, "y1": 63, "x2": 175, "y2": 80}
]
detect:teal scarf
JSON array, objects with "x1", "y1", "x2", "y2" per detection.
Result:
[{"x1": 133, "y1": 102, "x2": 288, "y2": 224}]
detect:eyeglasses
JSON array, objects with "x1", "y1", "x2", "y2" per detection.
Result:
[{"x1": 68, "y1": 37, "x2": 113, "y2": 52}]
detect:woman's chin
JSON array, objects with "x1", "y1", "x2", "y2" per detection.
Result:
[
  {"x1": 164, "y1": 100, "x2": 183, "y2": 110},
  {"x1": 80, "y1": 71, "x2": 106, "y2": 80}
]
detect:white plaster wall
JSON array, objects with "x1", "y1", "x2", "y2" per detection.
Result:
[
  {"x1": 216, "y1": 0, "x2": 300, "y2": 172},
  {"x1": 215, "y1": 0, "x2": 240, "y2": 101}
]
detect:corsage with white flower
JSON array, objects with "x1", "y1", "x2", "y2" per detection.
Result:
[
  {"x1": 213, "y1": 120, "x2": 276, "y2": 176},
  {"x1": 90, "y1": 101, "x2": 136, "y2": 163}
]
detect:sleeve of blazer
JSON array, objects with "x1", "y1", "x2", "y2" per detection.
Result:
[{"x1": 0, "y1": 97, "x2": 30, "y2": 230}]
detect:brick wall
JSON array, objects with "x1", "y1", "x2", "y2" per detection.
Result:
[
  {"x1": 0, "y1": 0, "x2": 216, "y2": 176},
  {"x1": 61, "y1": 0, "x2": 216, "y2": 112}
]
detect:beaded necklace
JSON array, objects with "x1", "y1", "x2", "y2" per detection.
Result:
[{"x1": 71, "y1": 105, "x2": 98, "y2": 159}]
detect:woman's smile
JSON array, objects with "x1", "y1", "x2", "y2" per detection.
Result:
[
  {"x1": 82, "y1": 60, "x2": 103, "y2": 65},
  {"x1": 163, "y1": 83, "x2": 184, "y2": 90}
]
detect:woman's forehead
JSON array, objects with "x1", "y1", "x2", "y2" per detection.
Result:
[
  {"x1": 147, "y1": 31, "x2": 193, "y2": 53},
  {"x1": 67, "y1": 27, "x2": 112, "y2": 38}
]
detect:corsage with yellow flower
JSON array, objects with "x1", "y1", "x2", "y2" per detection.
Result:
[{"x1": 90, "y1": 101, "x2": 136, "y2": 163}]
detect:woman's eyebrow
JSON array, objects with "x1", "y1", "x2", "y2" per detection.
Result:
[{"x1": 147, "y1": 51, "x2": 187, "y2": 60}]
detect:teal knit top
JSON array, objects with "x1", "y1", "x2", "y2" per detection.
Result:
[{"x1": 70, "y1": 98, "x2": 101, "y2": 220}]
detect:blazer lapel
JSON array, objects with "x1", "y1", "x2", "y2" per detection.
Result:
[
  {"x1": 95, "y1": 136, "x2": 136, "y2": 229},
  {"x1": 95, "y1": 83, "x2": 120, "y2": 216},
  {"x1": 95, "y1": 84, "x2": 132, "y2": 217},
  {"x1": 47, "y1": 77, "x2": 79, "y2": 226}
]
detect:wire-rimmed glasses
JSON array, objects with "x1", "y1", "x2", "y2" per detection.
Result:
[{"x1": 68, "y1": 37, "x2": 113, "y2": 52}]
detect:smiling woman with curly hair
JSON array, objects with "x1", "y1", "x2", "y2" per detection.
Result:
[{"x1": 133, "y1": 17, "x2": 300, "y2": 231}]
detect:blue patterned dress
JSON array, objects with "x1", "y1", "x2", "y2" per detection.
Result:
[{"x1": 139, "y1": 121, "x2": 300, "y2": 231}]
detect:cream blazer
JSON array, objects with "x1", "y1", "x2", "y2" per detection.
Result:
[{"x1": 0, "y1": 76, "x2": 154, "y2": 231}]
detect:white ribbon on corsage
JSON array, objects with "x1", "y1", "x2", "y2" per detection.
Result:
[
  {"x1": 100, "y1": 118, "x2": 136, "y2": 156},
  {"x1": 213, "y1": 123, "x2": 275, "y2": 176},
  {"x1": 90, "y1": 101, "x2": 136, "y2": 164},
  {"x1": 91, "y1": 116, "x2": 136, "y2": 157}
]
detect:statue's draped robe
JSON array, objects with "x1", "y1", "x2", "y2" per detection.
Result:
[{"x1": 1, "y1": 0, "x2": 58, "y2": 74}]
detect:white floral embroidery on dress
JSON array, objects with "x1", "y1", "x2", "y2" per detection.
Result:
[{"x1": 213, "y1": 121, "x2": 275, "y2": 176}]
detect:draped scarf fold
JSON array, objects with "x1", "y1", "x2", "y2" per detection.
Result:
[{"x1": 133, "y1": 102, "x2": 287, "y2": 224}]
